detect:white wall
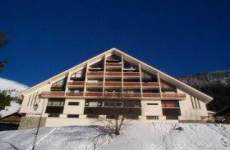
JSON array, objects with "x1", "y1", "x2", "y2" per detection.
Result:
[{"x1": 178, "y1": 89, "x2": 208, "y2": 121}]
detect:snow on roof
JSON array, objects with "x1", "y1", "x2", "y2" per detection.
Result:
[
  {"x1": 0, "y1": 77, "x2": 28, "y2": 117},
  {"x1": 0, "y1": 101, "x2": 20, "y2": 118}
]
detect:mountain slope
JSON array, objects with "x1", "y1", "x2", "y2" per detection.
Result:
[
  {"x1": 179, "y1": 70, "x2": 230, "y2": 111},
  {"x1": 0, "y1": 77, "x2": 28, "y2": 97},
  {"x1": 0, "y1": 122, "x2": 229, "y2": 150}
]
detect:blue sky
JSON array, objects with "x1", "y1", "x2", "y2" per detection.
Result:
[{"x1": 0, "y1": 0, "x2": 230, "y2": 86}]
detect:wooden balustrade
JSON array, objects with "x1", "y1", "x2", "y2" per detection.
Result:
[
  {"x1": 123, "y1": 72, "x2": 139, "y2": 76},
  {"x1": 123, "y1": 82, "x2": 140, "y2": 86},
  {"x1": 106, "y1": 63, "x2": 122, "y2": 67},
  {"x1": 68, "y1": 81, "x2": 84, "y2": 85},
  {"x1": 105, "y1": 72, "x2": 122, "y2": 76},
  {"x1": 142, "y1": 82, "x2": 159, "y2": 87},
  {"x1": 142, "y1": 93, "x2": 161, "y2": 97},
  {"x1": 40, "y1": 91, "x2": 186, "y2": 100},
  {"x1": 87, "y1": 71, "x2": 104, "y2": 76},
  {"x1": 105, "y1": 82, "x2": 122, "y2": 86}
]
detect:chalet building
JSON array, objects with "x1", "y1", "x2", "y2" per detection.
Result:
[{"x1": 19, "y1": 48, "x2": 213, "y2": 128}]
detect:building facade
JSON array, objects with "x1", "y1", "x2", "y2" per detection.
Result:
[{"x1": 19, "y1": 48, "x2": 213, "y2": 128}]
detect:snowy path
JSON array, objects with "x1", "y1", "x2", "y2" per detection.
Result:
[{"x1": 0, "y1": 122, "x2": 229, "y2": 150}]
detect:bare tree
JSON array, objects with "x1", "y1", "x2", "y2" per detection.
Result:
[{"x1": 95, "y1": 98, "x2": 130, "y2": 135}]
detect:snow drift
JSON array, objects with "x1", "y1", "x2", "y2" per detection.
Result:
[{"x1": 0, "y1": 122, "x2": 229, "y2": 150}]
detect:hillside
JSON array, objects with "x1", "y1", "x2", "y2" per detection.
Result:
[
  {"x1": 0, "y1": 122, "x2": 229, "y2": 150},
  {"x1": 179, "y1": 70, "x2": 230, "y2": 111}
]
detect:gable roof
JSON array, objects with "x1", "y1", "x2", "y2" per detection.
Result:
[{"x1": 22, "y1": 48, "x2": 213, "y2": 103}]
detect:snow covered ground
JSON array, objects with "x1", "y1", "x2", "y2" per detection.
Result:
[{"x1": 0, "y1": 122, "x2": 229, "y2": 150}]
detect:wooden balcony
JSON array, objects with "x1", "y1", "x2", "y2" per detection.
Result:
[
  {"x1": 162, "y1": 93, "x2": 186, "y2": 100},
  {"x1": 66, "y1": 92, "x2": 84, "y2": 97},
  {"x1": 105, "y1": 72, "x2": 122, "y2": 77},
  {"x1": 142, "y1": 93, "x2": 161, "y2": 98},
  {"x1": 106, "y1": 58, "x2": 121, "y2": 62},
  {"x1": 123, "y1": 72, "x2": 140, "y2": 78},
  {"x1": 123, "y1": 82, "x2": 140, "y2": 86},
  {"x1": 68, "y1": 81, "x2": 84, "y2": 89},
  {"x1": 84, "y1": 107, "x2": 141, "y2": 116},
  {"x1": 40, "y1": 91, "x2": 186, "y2": 100},
  {"x1": 40, "y1": 91, "x2": 65, "y2": 98},
  {"x1": 105, "y1": 82, "x2": 122, "y2": 87},
  {"x1": 50, "y1": 85, "x2": 65, "y2": 91},
  {"x1": 123, "y1": 82, "x2": 140, "y2": 89},
  {"x1": 86, "y1": 82, "x2": 103, "y2": 87},
  {"x1": 142, "y1": 82, "x2": 159, "y2": 88},
  {"x1": 106, "y1": 63, "x2": 122, "y2": 67},
  {"x1": 87, "y1": 71, "x2": 104, "y2": 77}
]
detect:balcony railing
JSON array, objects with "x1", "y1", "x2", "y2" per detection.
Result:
[
  {"x1": 105, "y1": 82, "x2": 122, "y2": 87},
  {"x1": 106, "y1": 63, "x2": 122, "y2": 67},
  {"x1": 40, "y1": 91, "x2": 65, "y2": 98},
  {"x1": 50, "y1": 85, "x2": 65, "y2": 91},
  {"x1": 105, "y1": 72, "x2": 122, "y2": 76},
  {"x1": 142, "y1": 82, "x2": 159, "y2": 87},
  {"x1": 162, "y1": 93, "x2": 186, "y2": 99},
  {"x1": 66, "y1": 92, "x2": 84, "y2": 96},
  {"x1": 40, "y1": 91, "x2": 186, "y2": 99},
  {"x1": 68, "y1": 81, "x2": 84, "y2": 86},
  {"x1": 142, "y1": 93, "x2": 161, "y2": 97},
  {"x1": 87, "y1": 71, "x2": 104, "y2": 76},
  {"x1": 68, "y1": 81, "x2": 84, "y2": 89},
  {"x1": 123, "y1": 72, "x2": 140, "y2": 77},
  {"x1": 123, "y1": 82, "x2": 140, "y2": 86},
  {"x1": 86, "y1": 82, "x2": 103, "y2": 87}
]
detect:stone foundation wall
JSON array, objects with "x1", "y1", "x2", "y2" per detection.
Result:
[{"x1": 18, "y1": 117, "x2": 46, "y2": 130}]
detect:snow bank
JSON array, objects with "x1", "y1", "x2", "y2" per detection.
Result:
[{"x1": 0, "y1": 122, "x2": 229, "y2": 150}]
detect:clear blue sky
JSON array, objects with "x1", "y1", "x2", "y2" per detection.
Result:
[{"x1": 0, "y1": 0, "x2": 230, "y2": 86}]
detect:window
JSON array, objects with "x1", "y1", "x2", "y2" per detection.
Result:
[
  {"x1": 68, "y1": 102, "x2": 79, "y2": 106},
  {"x1": 67, "y1": 114, "x2": 79, "y2": 118},
  {"x1": 162, "y1": 109, "x2": 181, "y2": 120},
  {"x1": 87, "y1": 114, "x2": 98, "y2": 118},
  {"x1": 147, "y1": 103, "x2": 158, "y2": 106},
  {"x1": 47, "y1": 99, "x2": 64, "y2": 107},
  {"x1": 104, "y1": 101, "x2": 122, "y2": 107},
  {"x1": 46, "y1": 99, "x2": 65, "y2": 117},
  {"x1": 48, "y1": 113, "x2": 60, "y2": 117},
  {"x1": 146, "y1": 116, "x2": 159, "y2": 120},
  {"x1": 125, "y1": 101, "x2": 141, "y2": 108}
]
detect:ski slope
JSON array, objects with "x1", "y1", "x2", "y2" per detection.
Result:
[{"x1": 0, "y1": 122, "x2": 229, "y2": 150}]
